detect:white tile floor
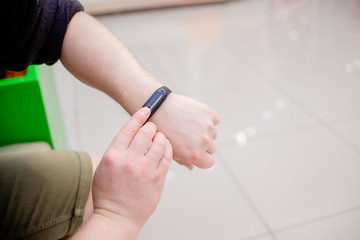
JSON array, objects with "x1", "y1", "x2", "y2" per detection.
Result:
[{"x1": 53, "y1": 0, "x2": 360, "y2": 239}]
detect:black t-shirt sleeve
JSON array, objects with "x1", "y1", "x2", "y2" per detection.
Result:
[{"x1": 0, "y1": 0, "x2": 84, "y2": 71}]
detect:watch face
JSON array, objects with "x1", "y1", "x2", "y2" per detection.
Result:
[
  {"x1": 143, "y1": 88, "x2": 168, "y2": 120},
  {"x1": 146, "y1": 89, "x2": 167, "y2": 110}
]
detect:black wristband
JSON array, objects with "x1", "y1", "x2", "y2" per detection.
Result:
[{"x1": 142, "y1": 86, "x2": 172, "y2": 120}]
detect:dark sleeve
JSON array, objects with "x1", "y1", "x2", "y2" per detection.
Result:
[{"x1": 0, "y1": 0, "x2": 84, "y2": 71}]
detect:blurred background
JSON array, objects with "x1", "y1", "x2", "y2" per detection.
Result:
[{"x1": 53, "y1": 0, "x2": 360, "y2": 239}]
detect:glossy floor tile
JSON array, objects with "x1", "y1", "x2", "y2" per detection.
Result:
[
  {"x1": 217, "y1": 127, "x2": 360, "y2": 230},
  {"x1": 275, "y1": 208, "x2": 360, "y2": 240},
  {"x1": 278, "y1": 71, "x2": 360, "y2": 124},
  {"x1": 139, "y1": 161, "x2": 268, "y2": 240},
  {"x1": 54, "y1": 0, "x2": 360, "y2": 239}
]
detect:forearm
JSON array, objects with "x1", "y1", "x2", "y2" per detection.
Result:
[
  {"x1": 60, "y1": 11, "x2": 161, "y2": 114},
  {"x1": 60, "y1": 11, "x2": 219, "y2": 169}
]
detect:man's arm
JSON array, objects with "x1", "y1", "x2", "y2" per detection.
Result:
[
  {"x1": 60, "y1": 12, "x2": 160, "y2": 113},
  {"x1": 60, "y1": 12, "x2": 219, "y2": 169}
]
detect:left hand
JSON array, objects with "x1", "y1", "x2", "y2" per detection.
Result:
[{"x1": 151, "y1": 93, "x2": 219, "y2": 169}]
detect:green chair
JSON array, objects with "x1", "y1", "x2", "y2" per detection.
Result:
[{"x1": 0, "y1": 65, "x2": 67, "y2": 150}]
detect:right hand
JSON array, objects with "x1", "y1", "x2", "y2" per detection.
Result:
[{"x1": 91, "y1": 107, "x2": 172, "y2": 229}]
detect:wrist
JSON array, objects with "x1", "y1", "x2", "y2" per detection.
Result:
[
  {"x1": 150, "y1": 92, "x2": 178, "y2": 133},
  {"x1": 124, "y1": 80, "x2": 163, "y2": 115},
  {"x1": 93, "y1": 208, "x2": 141, "y2": 239},
  {"x1": 142, "y1": 86, "x2": 172, "y2": 120}
]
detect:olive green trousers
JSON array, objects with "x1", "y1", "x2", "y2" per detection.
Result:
[{"x1": 0, "y1": 143, "x2": 92, "y2": 240}]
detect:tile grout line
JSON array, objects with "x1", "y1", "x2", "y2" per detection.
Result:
[
  {"x1": 216, "y1": 152, "x2": 279, "y2": 240},
  {"x1": 270, "y1": 81, "x2": 360, "y2": 157},
  {"x1": 218, "y1": 148, "x2": 360, "y2": 240},
  {"x1": 251, "y1": 22, "x2": 360, "y2": 147},
  {"x1": 214, "y1": 76, "x2": 360, "y2": 239},
  {"x1": 270, "y1": 204, "x2": 360, "y2": 235},
  {"x1": 240, "y1": 45, "x2": 360, "y2": 155}
]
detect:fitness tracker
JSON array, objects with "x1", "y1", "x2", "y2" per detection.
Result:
[{"x1": 142, "y1": 86, "x2": 172, "y2": 120}]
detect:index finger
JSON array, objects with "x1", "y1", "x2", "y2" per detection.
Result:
[{"x1": 109, "y1": 107, "x2": 151, "y2": 152}]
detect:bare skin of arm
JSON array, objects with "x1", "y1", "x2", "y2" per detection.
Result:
[{"x1": 60, "y1": 12, "x2": 219, "y2": 170}]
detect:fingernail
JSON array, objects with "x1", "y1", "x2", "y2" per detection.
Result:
[{"x1": 141, "y1": 107, "x2": 151, "y2": 115}]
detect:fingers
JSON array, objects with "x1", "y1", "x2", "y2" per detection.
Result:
[
  {"x1": 197, "y1": 153, "x2": 215, "y2": 169},
  {"x1": 175, "y1": 160, "x2": 194, "y2": 170},
  {"x1": 212, "y1": 109, "x2": 220, "y2": 126},
  {"x1": 211, "y1": 128, "x2": 218, "y2": 139},
  {"x1": 208, "y1": 120, "x2": 218, "y2": 139},
  {"x1": 207, "y1": 138, "x2": 216, "y2": 155},
  {"x1": 110, "y1": 107, "x2": 150, "y2": 152},
  {"x1": 207, "y1": 110, "x2": 219, "y2": 160},
  {"x1": 210, "y1": 109, "x2": 219, "y2": 139},
  {"x1": 145, "y1": 132, "x2": 167, "y2": 165},
  {"x1": 158, "y1": 140, "x2": 173, "y2": 174},
  {"x1": 144, "y1": 134, "x2": 172, "y2": 179},
  {"x1": 128, "y1": 122, "x2": 157, "y2": 155}
]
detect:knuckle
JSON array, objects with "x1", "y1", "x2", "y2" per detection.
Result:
[
  {"x1": 123, "y1": 163, "x2": 134, "y2": 175},
  {"x1": 146, "y1": 133, "x2": 167, "y2": 160},
  {"x1": 147, "y1": 150, "x2": 160, "y2": 161},
  {"x1": 140, "y1": 128, "x2": 154, "y2": 140},
  {"x1": 206, "y1": 121, "x2": 215, "y2": 132},
  {"x1": 146, "y1": 121, "x2": 157, "y2": 130},
  {"x1": 166, "y1": 143, "x2": 173, "y2": 159},
  {"x1": 141, "y1": 122, "x2": 157, "y2": 138},
  {"x1": 102, "y1": 151, "x2": 117, "y2": 166},
  {"x1": 208, "y1": 144, "x2": 217, "y2": 155},
  {"x1": 138, "y1": 164, "x2": 157, "y2": 180},
  {"x1": 121, "y1": 159, "x2": 136, "y2": 174},
  {"x1": 120, "y1": 127, "x2": 136, "y2": 137},
  {"x1": 213, "y1": 129, "x2": 218, "y2": 138},
  {"x1": 201, "y1": 135, "x2": 211, "y2": 146},
  {"x1": 154, "y1": 172, "x2": 161, "y2": 182},
  {"x1": 133, "y1": 112, "x2": 146, "y2": 123},
  {"x1": 188, "y1": 149, "x2": 201, "y2": 162},
  {"x1": 148, "y1": 171, "x2": 160, "y2": 183},
  {"x1": 148, "y1": 145, "x2": 165, "y2": 160},
  {"x1": 214, "y1": 111, "x2": 220, "y2": 122},
  {"x1": 205, "y1": 106, "x2": 219, "y2": 123},
  {"x1": 156, "y1": 135, "x2": 167, "y2": 148}
]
